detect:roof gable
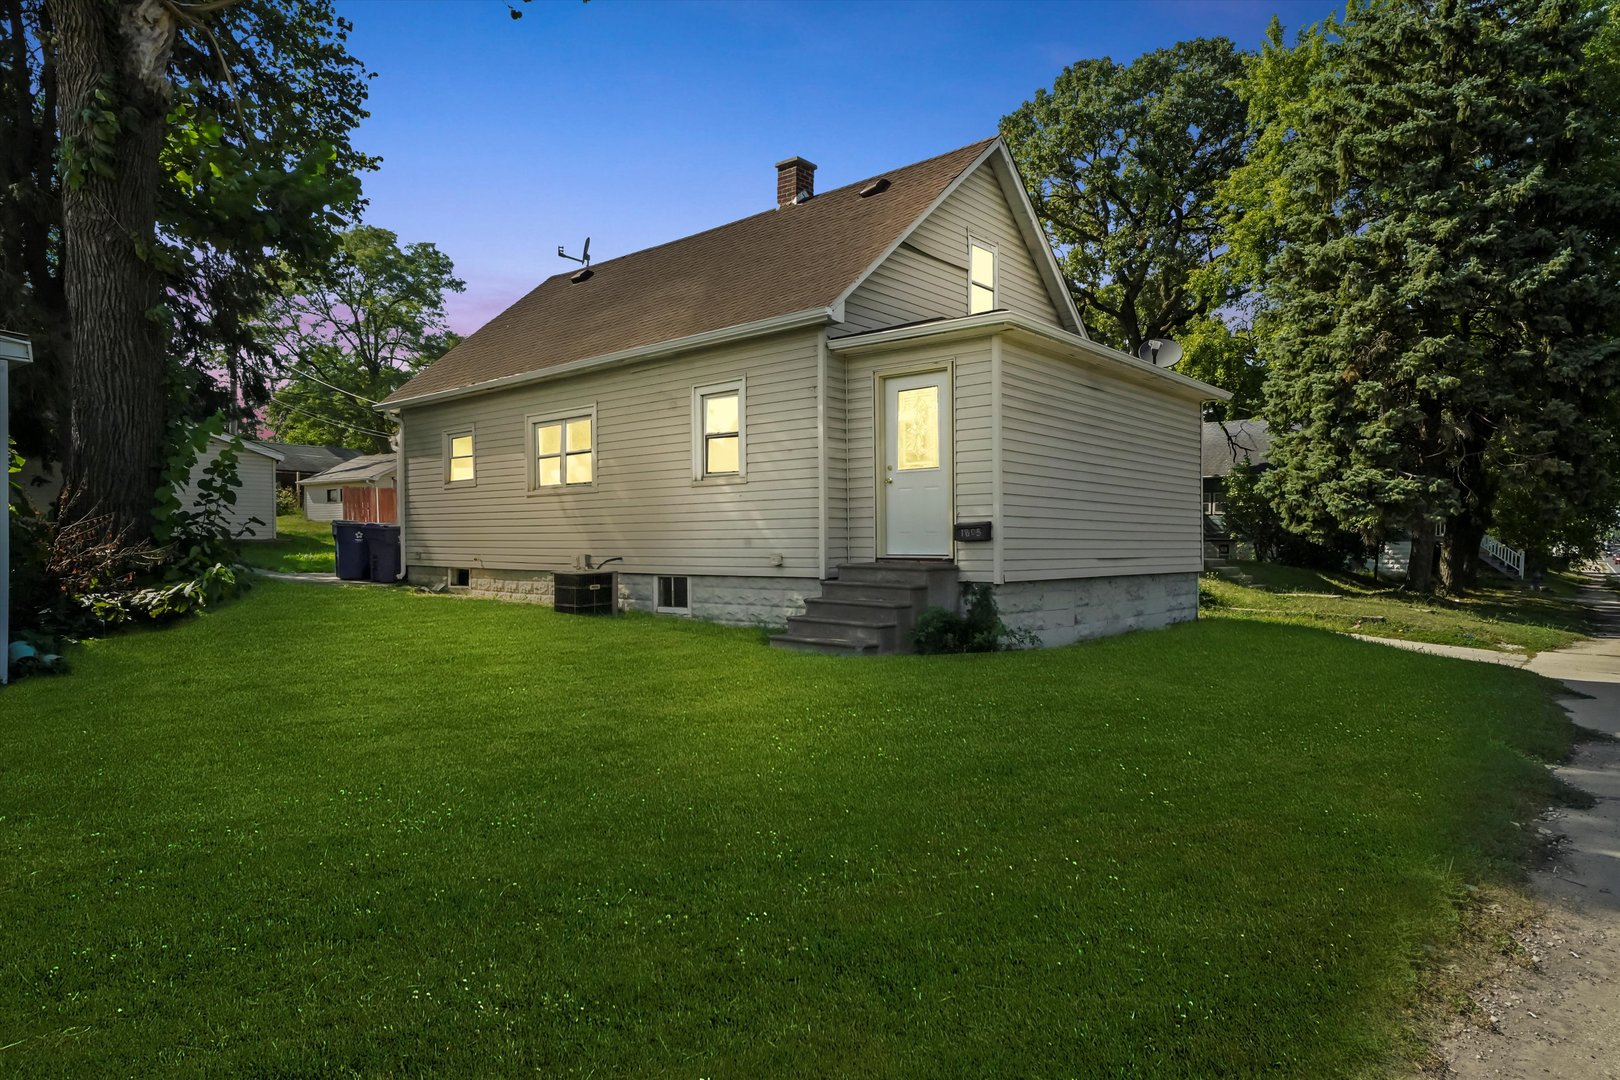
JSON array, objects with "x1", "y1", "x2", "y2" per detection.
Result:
[{"x1": 383, "y1": 139, "x2": 998, "y2": 407}]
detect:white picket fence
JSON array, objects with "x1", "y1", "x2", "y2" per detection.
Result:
[{"x1": 1481, "y1": 534, "x2": 1526, "y2": 578}]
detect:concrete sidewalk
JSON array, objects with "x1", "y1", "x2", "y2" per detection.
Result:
[{"x1": 1440, "y1": 576, "x2": 1620, "y2": 1079}]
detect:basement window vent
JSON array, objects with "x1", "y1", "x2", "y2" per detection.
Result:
[
  {"x1": 858, "y1": 177, "x2": 891, "y2": 198},
  {"x1": 656, "y1": 575, "x2": 690, "y2": 614},
  {"x1": 451, "y1": 568, "x2": 470, "y2": 588}
]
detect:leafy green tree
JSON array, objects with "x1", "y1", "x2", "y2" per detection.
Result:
[
  {"x1": 262, "y1": 227, "x2": 464, "y2": 453},
  {"x1": 1001, "y1": 38, "x2": 1258, "y2": 411},
  {"x1": 0, "y1": 0, "x2": 373, "y2": 537},
  {"x1": 1244, "y1": 0, "x2": 1620, "y2": 591}
]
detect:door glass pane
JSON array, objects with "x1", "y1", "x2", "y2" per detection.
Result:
[
  {"x1": 704, "y1": 393, "x2": 738, "y2": 435},
  {"x1": 566, "y1": 451, "x2": 593, "y2": 485},
  {"x1": 566, "y1": 418, "x2": 592, "y2": 451},
  {"x1": 450, "y1": 435, "x2": 473, "y2": 458},
  {"x1": 449, "y1": 457, "x2": 474, "y2": 483},
  {"x1": 536, "y1": 424, "x2": 561, "y2": 455},
  {"x1": 970, "y1": 282, "x2": 995, "y2": 314},
  {"x1": 970, "y1": 244, "x2": 995, "y2": 287},
  {"x1": 706, "y1": 435, "x2": 739, "y2": 474},
  {"x1": 538, "y1": 457, "x2": 561, "y2": 487},
  {"x1": 895, "y1": 386, "x2": 940, "y2": 471}
]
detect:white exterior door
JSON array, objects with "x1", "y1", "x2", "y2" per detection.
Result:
[{"x1": 881, "y1": 369, "x2": 951, "y2": 557}]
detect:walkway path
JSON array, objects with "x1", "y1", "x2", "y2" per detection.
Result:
[{"x1": 1437, "y1": 575, "x2": 1620, "y2": 1079}]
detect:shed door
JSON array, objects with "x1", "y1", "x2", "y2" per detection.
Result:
[{"x1": 881, "y1": 370, "x2": 951, "y2": 557}]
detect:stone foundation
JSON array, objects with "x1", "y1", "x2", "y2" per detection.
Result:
[
  {"x1": 992, "y1": 572, "x2": 1199, "y2": 647},
  {"x1": 405, "y1": 565, "x2": 813, "y2": 626}
]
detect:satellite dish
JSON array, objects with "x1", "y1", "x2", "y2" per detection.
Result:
[{"x1": 1138, "y1": 338, "x2": 1184, "y2": 368}]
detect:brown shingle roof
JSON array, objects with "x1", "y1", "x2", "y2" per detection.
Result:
[{"x1": 383, "y1": 138, "x2": 999, "y2": 406}]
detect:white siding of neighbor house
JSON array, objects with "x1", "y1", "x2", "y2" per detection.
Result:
[
  {"x1": 999, "y1": 340, "x2": 1204, "y2": 580},
  {"x1": 304, "y1": 486, "x2": 345, "y2": 521},
  {"x1": 399, "y1": 328, "x2": 822, "y2": 578},
  {"x1": 834, "y1": 163, "x2": 1063, "y2": 335},
  {"x1": 838, "y1": 341, "x2": 996, "y2": 581},
  {"x1": 178, "y1": 440, "x2": 277, "y2": 540}
]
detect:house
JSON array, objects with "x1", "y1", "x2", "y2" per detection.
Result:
[
  {"x1": 1201, "y1": 419, "x2": 1270, "y2": 562},
  {"x1": 378, "y1": 138, "x2": 1229, "y2": 650},
  {"x1": 258, "y1": 441, "x2": 364, "y2": 506},
  {"x1": 177, "y1": 436, "x2": 282, "y2": 540},
  {"x1": 298, "y1": 454, "x2": 398, "y2": 523}
]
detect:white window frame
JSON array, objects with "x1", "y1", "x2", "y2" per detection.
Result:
[
  {"x1": 324, "y1": 487, "x2": 341, "y2": 504},
  {"x1": 526, "y1": 405, "x2": 598, "y2": 493},
  {"x1": 655, "y1": 575, "x2": 691, "y2": 614},
  {"x1": 691, "y1": 378, "x2": 746, "y2": 482},
  {"x1": 968, "y1": 236, "x2": 998, "y2": 315},
  {"x1": 444, "y1": 426, "x2": 476, "y2": 487}
]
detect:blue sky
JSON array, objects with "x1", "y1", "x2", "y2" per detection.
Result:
[{"x1": 337, "y1": 0, "x2": 1342, "y2": 334}]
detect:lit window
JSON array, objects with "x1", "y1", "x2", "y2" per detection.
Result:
[
  {"x1": 656, "y1": 575, "x2": 690, "y2": 613},
  {"x1": 446, "y1": 430, "x2": 475, "y2": 483},
  {"x1": 969, "y1": 240, "x2": 996, "y2": 314},
  {"x1": 693, "y1": 380, "x2": 745, "y2": 479},
  {"x1": 533, "y1": 414, "x2": 593, "y2": 488}
]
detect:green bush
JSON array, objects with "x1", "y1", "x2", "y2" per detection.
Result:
[
  {"x1": 912, "y1": 583, "x2": 1036, "y2": 653},
  {"x1": 276, "y1": 485, "x2": 301, "y2": 516}
]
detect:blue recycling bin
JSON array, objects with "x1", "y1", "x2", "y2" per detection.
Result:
[
  {"x1": 362, "y1": 523, "x2": 402, "y2": 584},
  {"x1": 332, "y1": 521, "x2": 370, "y2": 581}
]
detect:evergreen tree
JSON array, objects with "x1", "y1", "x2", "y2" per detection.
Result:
[{"x1": 1246, "y1": 0, "x2": 1620, "y2": 590}]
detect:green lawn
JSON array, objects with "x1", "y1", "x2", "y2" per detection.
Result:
[
  {"x1": 1202, "y1": 561, "x2": 1591, "y2": 656},
  {"x1": 0, "y1": 583, "x2": 1578, "y2": 1077},
  {"x1": 239, "y1": 513, "x2": 336, "y2": 574}
]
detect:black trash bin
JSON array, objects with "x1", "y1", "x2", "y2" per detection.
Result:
[
  {"x1": 363, "y1": 523, "x2": 402, "y2": 584},
  {"x1": 332, "y1": 521, "x2": 371, "y2": 581}
]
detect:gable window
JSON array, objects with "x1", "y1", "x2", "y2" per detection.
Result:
[
  {"x1": 693, "y1": 379, "x2": 745, "y2": 480},
  {"x1": 969, "y1": 239, "x2": 997, "y2": 314},
  {"x1": 445, "y1": 429, "x2": 475, "y2": 484},
  {"x1": 531, "y1": 411, "x2": 594, "y2": 488}
]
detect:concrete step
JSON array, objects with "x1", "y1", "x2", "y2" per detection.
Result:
[
  {"x1": 817, "y1": 580, "x2": 928, "y2": 605},
  {"x1": 835, "y1": 560, "x2": 956, "y2": 587},
  {"x1": 802, "y1": 596, "x2": 911, "y2": 622},
  {"x1": 782, "y1": 614, "x2": 900, "y2": 651},
  {"x1": 769, "y1": 633, "x2": 878, "y2": 656}
]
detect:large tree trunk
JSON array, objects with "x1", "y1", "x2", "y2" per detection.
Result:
[
  {"x1": 50, "y1": 0, "x2": 176, "y2": 538},
  {"x1": 1439, "y1": 514, "x2": 1486, "y2": 594},
  {"x1": 1406, "y1": 522, "x2": 1437, "y2": 593}
]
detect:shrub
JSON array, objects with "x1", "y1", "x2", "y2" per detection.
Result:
[
  {"x1": 276, "y1": 485, "x2": 301, "y2": 516},
  {"x1": 912, "y1": 583, "x2": 1037, "y2": 654}
]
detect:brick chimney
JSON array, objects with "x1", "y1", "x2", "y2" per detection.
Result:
[{"x1": 776, "y1": 156, "x2": 817, "y2": 207}]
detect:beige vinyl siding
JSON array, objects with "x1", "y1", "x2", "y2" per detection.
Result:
[
  {"x1": 835, "y1": 163, "x2": 1063, "y2": 335},
  {"x1": 839, "y1": 342, "x2": 994, "y2": 579},
  {"x1": 178, "y1": 440, "x2": 277, "y2": 539},
  {"x1": 999, "y1": 340, "x2": 1203, "y2": 580},
  {"x1": 399, "y1": 329, "x2": 821, "y2": 577}
]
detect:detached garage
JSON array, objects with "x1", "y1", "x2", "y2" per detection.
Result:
[
  {"x1": 298, "y1": 454, "x2": 397, "y2": 524},
  {"x1": 178, "y1": 437, "x2": 283, "y2": 540}
]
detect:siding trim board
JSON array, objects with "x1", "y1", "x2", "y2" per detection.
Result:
[
  {"x1": 383, "y1": 307, "x2": 835, "y2": 411},
  {"x1": 829, "y1": 310, "x2": 1229, "y2": 405}
]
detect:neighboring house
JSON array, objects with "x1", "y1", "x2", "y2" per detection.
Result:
[
  {"x1": 177, "y1": 436, "x2": 282, "y2": 540},
  {"x1": 259, "y1": 441, "x2": 364, "y2": 500},
  {"x1": 378, "y1": 138, "x2": 1228, "y2": 650},
  {"x1": 298, "y1": 454, "x2": 398, "y2": 523},
  {"x1": 1201, "y1": 419, "x2": 1270, "y2": 562}
]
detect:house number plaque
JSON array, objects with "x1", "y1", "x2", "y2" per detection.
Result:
[{"x1": 953, "y1": 521, "x2": 993, "y2": 543}]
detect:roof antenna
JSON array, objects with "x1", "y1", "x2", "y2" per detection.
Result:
[{"x1": 559, "y1": 236, "x2": 593, "y2": 282}]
